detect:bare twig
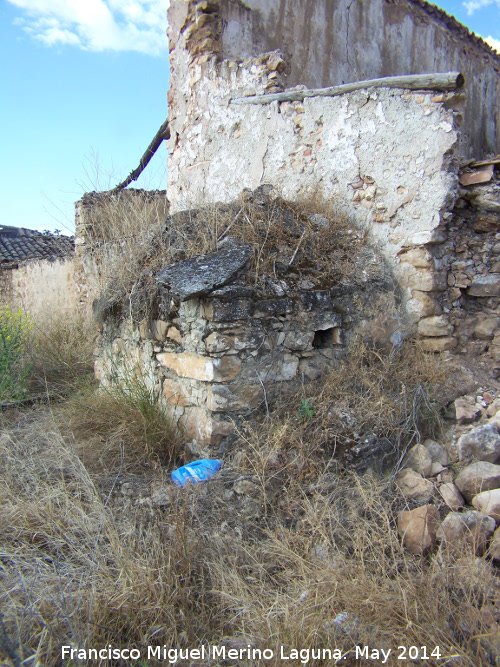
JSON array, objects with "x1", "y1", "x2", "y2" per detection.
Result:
[
  {"x1": 217, "y1": 207, "x2": 243, "y2": 243},
  {"x1": 288, "y1": 230, "x2": 306, "y2": 266}
]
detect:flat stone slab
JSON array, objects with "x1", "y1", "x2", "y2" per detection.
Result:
[{"x1": 157, "y1": 245, "x2": 252, "y2": 301}]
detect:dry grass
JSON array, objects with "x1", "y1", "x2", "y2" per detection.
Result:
[
  {"x1": 86, "y1": 188, "x2": 368, "y2": 324},
  {"x1": 62, "y1": 372, "x2": 181, "y2": 471},
  {"x1": 29, "y1": 313, "x2": 97, "y2": 396},
  {"x1": 1, "y1": 339, "x2": 498, "y2": 666},
  {"x1": 157, "y1": 191, "x2": 362, "y2": 288},
  {"x1": 80, "y1": 189, "x2": 169, "y2": 310},
  {"x1": 306, "y1": 337, "x2": 448, "y2": 470},
  {"x1": 0, "y1": 417, "x2": 202, "y2": 667}
]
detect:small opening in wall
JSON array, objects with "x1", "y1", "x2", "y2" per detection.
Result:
[{"x1": 313, "y1": 328, "x2": 335, "y2": 348}]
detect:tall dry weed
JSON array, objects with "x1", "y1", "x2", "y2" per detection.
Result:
[
  {"x1": 0, "y1": 347, "x2": 497, "y2": 666},
  {"x1": 30, "y1": 313, "x2": 97, "y2": 396},
  {"x1": 0, "y1": 416, "x2": 205, "y2": 667}
]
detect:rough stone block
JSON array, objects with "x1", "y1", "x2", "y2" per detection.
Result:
[
  {"x1": 467, "y1": 275, "x2": 500, "y2": 297},
  {"x1": 157, "y1": 244, "x2": 252, "y2": 301},
  {"x1": 398, "y1": 247, "x2": 435, "y2": 268},
  {"x1": 205, "y1": 331, "x2": 232, "y2": 353},
  {"x1": 417, "y1": 315, "x2": 453, "y2": 337},
  {"x1": 395, "y1": 468, "x2": 434, "y2": 502},
  {"x1": 406, "y1": 291, "x2": 442, "y2": 320},
  {"x1": 312, "y1": 311, "x2": 342, "y2": 331},
  {"x1": 256, "y1": 352, "x2": 299, "y2": 382},
  {"x1": 457, "y1": 423, "x2": 500, "y2": 464},
  {"x1": 167, "y1": 326, "x2": 182, "y2": 343},
  {"x1": 253, "y1": 298, "x2": 294, "y2": 317},
  {"x1": 207, "y1": 383, "x2": 262, "y2": 412},
  {"x1": 437, "y1": 510, "x2": 495, "y2": 556},
  {"x1": 473, "y1": 318, "x2": 500, "y2": 340},
  {"x1": 157, "y1": 351, "x2": 241, "y2": 382},
  {"x1": 298, "y1": 290, "x2": 334, "y2": 311},
  {"x1": 203, "y1": 298, "x2": 253, "y2": 322},
  {"x1": 180, "y1": 406, "x2": 234, "y2": 446},
  {"x1": 163, "y1": 378, "x2": 197, "y2": 407},
  {"x1": 400, "y1": 266, "x2": 447, "y2": 292},
  {"x1": 472, "y1": 488, "x2": 500, "y2": 521},
  {"x1": 402, "y1": 444, "x2": 433, "y2": 477},
  {"x1": 397, "y1": 505, "x2": 440, "y2": 554},
  {"x1": 454, "y1": 395, "x2": 482, "y2": 424},
  {"x1": 419, "y1": 336, "x2": 457, "y2": 352},
  {"x1": 472, "y1": 212, "x2": 500, "y2": 233},
  {"x1": 423, "y1": 439, "x2": 449, "y2": 465},
  {"x1": 438, "y1": 482, "x2": 465, "y2": 511},
  {"x1": 407, "y1": 230, "x2": 447, "y2": 246},
  {"x1": 284, "y1": 329, "x2": 315, "y2": 351},
  {"x1": 153, "y1": 320, "x2": 169, "y2": 341},
  {"x1": 455, "y1": 461, "x2": 500, "y2": 503},
  {"x1": 488, "y1": 526, "x2": 500, "y2": 561}
]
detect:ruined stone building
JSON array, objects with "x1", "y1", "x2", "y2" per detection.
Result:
[
  {"x1": 82, "y1": 0, "x2": 500, "y2": 452},
  {"x1": 0, "y1": 226, "x2": 75, "y2": 320},
  {"x1": 168, "y1": 0, "x2": 500, "y2": 159}
]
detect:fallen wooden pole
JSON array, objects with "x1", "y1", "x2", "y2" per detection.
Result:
[
  {"x1": 231, "y1": 71, "x2": 464, "y2": 106},
  {"x1": 112, "y1": 118, "x2": 170, "y2": 193}
]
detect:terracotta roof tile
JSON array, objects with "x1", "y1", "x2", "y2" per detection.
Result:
[{"x1": 0, "y1": 226, "x2": 74, "y2": 268}]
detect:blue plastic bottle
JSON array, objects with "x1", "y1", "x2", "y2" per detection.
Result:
[{"x1": 171, "y1": 459, "x2": 223, "y2": 487}]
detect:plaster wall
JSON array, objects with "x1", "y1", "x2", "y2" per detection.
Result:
[
  {"x1": 168, "y1": 0, "x2": 500, "y2": 157},
  {"x1": 167, "y1": 55, "x2": 459, "y2": 262},
  {"x1": 6, "y1": 257, "x2": 76, "y2": 320}
]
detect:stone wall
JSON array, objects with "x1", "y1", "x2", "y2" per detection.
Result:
[
  {"x1": 91, "y1": 2, "x2": 500, "y2": 452},
  {"x1": 440, "y1": 175, "x2": 500, "y2": 371},
  {"x1": 3, "y1": 257, "x2": 76, "y2": 321},
  {"x1": 168, "y1": 0, "x2": 500, "y2": 158},
  {"x1": 95, "y1": 229, "x2": 399, "y2": 454},
  {"x1": 74, "y1": 189, "x2": 169, "y2": 315},
  {"x1": 166, "y1": 52, "x2": 463, "y2": 344}
]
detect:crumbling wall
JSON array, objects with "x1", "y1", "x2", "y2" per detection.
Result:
[
  {"x1": 439, "y1": 173, "x2": 500, "y2": 371},
  {"x1": 0, "y1": 267, "x2": 13, "y2": 304},
  {"x1": 4, "y1": 257, "x2": 76, "y2": 320},
  {"x1": 95, "y1": 228, "x2": 398, "y2": 454},
  {"x1": 167, "y1": 0, "x2": 500, "y2": 157},
  {"x1": 74, "y1": 189, "x2": 169, "y2": 315},
  {"x1": 166, "y1": 53, "x2": 464, "y2": 349}
]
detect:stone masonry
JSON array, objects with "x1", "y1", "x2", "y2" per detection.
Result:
[
  {"x1": 95, "y1": 209, "x2": 398, "y2": 453},
  {"x1": 85, "y1": 1, "x2": 500, "y2": 453}
]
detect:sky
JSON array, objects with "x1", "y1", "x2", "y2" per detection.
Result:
[{"x1": 1, "y1": 0, "x2": 499, "y2": 235}]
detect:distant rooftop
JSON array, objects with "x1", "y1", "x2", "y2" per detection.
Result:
[{"x1": 0, "y1": 226, "x2": 74, "y2": 269}]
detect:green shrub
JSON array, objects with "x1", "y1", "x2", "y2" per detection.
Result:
[{"x1": 0, "y1": 306, "x2": 34, "y2": 402}]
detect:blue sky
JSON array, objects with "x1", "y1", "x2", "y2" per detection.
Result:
[{"x1": 1, "y1": 0, "x2": 499, "y2": 234}]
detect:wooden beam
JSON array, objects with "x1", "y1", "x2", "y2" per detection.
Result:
[
  {"x1": 231, "y1": 72, "x2": 464, "y2": 106},
  {"x1": 112, "y1": 118, "x2": 170, "y2": 193}
]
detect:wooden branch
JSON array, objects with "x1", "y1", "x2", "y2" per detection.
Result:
[
  {"x1": 231, "y1": 72, "x2": 464, "y2": 106},
  {"x1": 112, "y1": 118, "x2": 170, "y2": 193}
]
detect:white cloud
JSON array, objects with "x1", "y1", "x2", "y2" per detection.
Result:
[
  {"x1": 463, "y1": 0, "x2": 498, "y2": 16},
  {"x1": 7, "y1": 0, "x2": 168, "y2": 56},
  {"x1": 486, "y1": 35, "x2": 500, "y2": 51}
]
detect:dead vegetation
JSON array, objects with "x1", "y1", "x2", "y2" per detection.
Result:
[
  {"x1": 86, "y1": 187, "x2": 374, "y2": 325},
  {"x1": 1, "y1": 333, "x2": 499, "y2": 667},
  {"x1": 1, "y1": 192, "x2": 498, "y2": 665},
  {"x1": 29, "y1": 313, "x2": 96, "y2": 397}
]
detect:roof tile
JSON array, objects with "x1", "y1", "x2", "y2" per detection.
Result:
[{"x1": 0, "y1": 226, "x2": 74, "y2": 268}]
